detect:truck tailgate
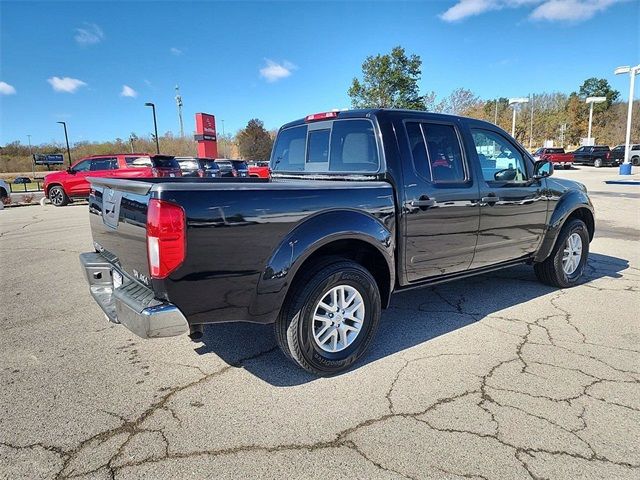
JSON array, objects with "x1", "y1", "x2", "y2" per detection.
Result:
[{"x1": 88, "y1": 178, "x2": 153, "y2": 283}]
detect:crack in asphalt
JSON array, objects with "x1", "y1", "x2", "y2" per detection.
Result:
[{"x1": 2, "y1": 210, "x2": 638, "y2": 480}]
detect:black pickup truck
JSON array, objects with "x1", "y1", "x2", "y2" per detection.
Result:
[{"x1": 80, "y1": 109, "x2": 594, "y2": 375}]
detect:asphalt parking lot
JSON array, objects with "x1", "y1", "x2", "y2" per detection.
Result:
[{"x1": 1, "y1": 166, "x2": 639, "y2": 480}]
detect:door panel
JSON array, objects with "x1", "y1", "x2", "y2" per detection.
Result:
[
  {"x1": 66, "y1": 159, "x2": 91, "y2": 195},
  {"x1": 468, "y1": 128, "x2": 548, "y2": 268},
  {"x1": 402, "y1": 120, "x2": 480, "y2": 282}
]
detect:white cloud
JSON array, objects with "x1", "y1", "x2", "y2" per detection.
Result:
[
  {"x1": 0, "y1": 81, "x2": 16, "y2": 95},
  {"x1": 259, "y1": 59, "x2": 296, "y2": 83},
  {"x1": 440, "y1": 0, "x2": 500, "y2": 22},
  {"x1": 530, "y1": 0, "x2": 617, "y2": 21},
  {"x1": 120, "y1": 85, "x2": 138, "y2": 98},
  {"x1": 47, "y1": 76, "x2": 87, "y2": 93},
  {"x1": 170, "y1": 47, "x2": 183, "y2": 56},
  {"x1": 439, "y1": 0, "x2": 618, "y2": 22},
  {"x1": 74, "y1": 23, "x2": 104, "y2": 45}
]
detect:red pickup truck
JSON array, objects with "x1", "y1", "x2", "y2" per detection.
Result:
[
  {"x1": 248, "y1": 161, "x2": 271, "y2": 178},
  {"x1": 532, "y1": 148, "x2": 574, "y2": 170},
  {"x1": 44, "y1": 154, "x2": 181, "y2": 206}
]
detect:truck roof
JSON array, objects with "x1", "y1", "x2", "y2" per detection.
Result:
[{"x1": 279, "y1": 108, "x2": 495, "y2": 130}]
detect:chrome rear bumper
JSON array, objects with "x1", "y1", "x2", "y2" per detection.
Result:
[{"x1": 79, "y1": 252, "x2": 189, "y2": 339}]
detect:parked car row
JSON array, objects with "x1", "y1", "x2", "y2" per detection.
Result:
[
  {"x1": 533, "y1": 143, "x2": 640, "y2": 169},
  {"x1": 43, "y1": 154, "x2": 270, "y2": 207}
]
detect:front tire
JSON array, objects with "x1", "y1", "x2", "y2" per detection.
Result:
[
  {"x1": 632, "y1": 156, "x2": 639, "y2": 166},
  {"x1": 593, "y1": 158, "x2": 603, "y2": 168},
  {"x1": 534, "y1": 219, "x2": 589, "y2": 288},
  {"x1": 275, "y1": 259, "x2": 381, "y2": 376},
  {"x1": 48, "y1": 186, "x2": 69, "y2": 206}
]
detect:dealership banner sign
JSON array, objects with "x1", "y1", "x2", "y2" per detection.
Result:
[{"x1": 33, "y1": 154, "x2": 64, "y2": 165}]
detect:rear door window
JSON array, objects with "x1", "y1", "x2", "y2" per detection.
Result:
[
  {"x1": 125, "y1": 156, "x2": 151, "y2": 166},
  {"x1": 407, "y1": 122, "x2": 467, "y2": 183},
  {"x1": 90, "y1": 157, "x2": 117, "y2": 171}
]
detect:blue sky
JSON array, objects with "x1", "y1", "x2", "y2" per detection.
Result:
[{"x1": 1, "y1": 0, "x2": 638, "y2": 145}]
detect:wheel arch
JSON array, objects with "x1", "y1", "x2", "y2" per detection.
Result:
[
  {"x1": 535, "y1": 191, "x2": 594, "y2": 263},
  {"x1": 252, "y1": 210, "x2": 395, "y2": 322}
]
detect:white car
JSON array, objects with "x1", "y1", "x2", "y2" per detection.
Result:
[
  {"x1": 612, "y1": 144, "x2": 640, "y2": 166},
  {"x1": 0, "y1": 179, "x2": 11, "y2": 202}
]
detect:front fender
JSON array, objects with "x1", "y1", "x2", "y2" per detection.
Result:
[
  {"x1": 249, "y1": 209, "x2": 394, "y2": 322},
  {"x1": 534, "y1": 188, "x2": 594, "y2": 262}
]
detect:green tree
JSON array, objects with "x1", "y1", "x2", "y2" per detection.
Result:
[
  {"x1": 236, "y1": 119, "x2": 273, "y2": 161},
  {"x1": 578, "y1": 78, "x2": 620, "y2": 110},
  {"x1": 348, "y1": 46, "x2": 425, "y2": 110}
]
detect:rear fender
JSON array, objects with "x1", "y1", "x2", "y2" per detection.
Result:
[{"x1": 250, "y1": 210, "x2": 394, "y2": 321}]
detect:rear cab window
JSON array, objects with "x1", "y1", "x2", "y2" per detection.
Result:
[
  {"x1": 271, "y1": 118, "x2": 380, "y2": 174},
  {"x1": 406, "y1": 121, "x2": 468, "y2": 184}
]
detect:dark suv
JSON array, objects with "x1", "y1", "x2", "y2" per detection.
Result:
[
  {"x1": 176, "y1": 157, "x2": 223, "y2": 178},
  {"x1": 572, "y1": 146, "x2": 615, "y2": 168},
  {"x1": 215, "y1": 159, "x2": 249, "y2": 177}
]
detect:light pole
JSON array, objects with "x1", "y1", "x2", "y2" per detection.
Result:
[
  {"x1": 509, "y1": 97, "x2": 529, "y2": 138},
  {"x1": 614, "y1": 64, "x2": 640, "y2": 173},
  {"x1": 56, "y1": 121, "x2": 72, "y2": 167},
  {"x1": 145, "y1": 102, "x2": 160, "y2": 154},
  {"x1": 529, "y1": 94, "x2": 534, "y2": 149},
  {"x1": 585, "y1": 96, "x2": 606, "y2": 144}
]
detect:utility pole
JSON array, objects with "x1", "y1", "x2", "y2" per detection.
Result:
[
  {"x1": 175, "y1": 85, "x2": 184, "y2": 137},
  {"x1": 27, "y1": 135, "x2": 34, "y2": 179}
]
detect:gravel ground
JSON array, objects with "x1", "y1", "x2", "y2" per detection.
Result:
[{"x1": 1, "y1": 166, "x2": 639, "y2": 480}]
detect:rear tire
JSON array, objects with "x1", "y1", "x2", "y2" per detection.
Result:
[
  {"x1": 632, "y1": 156, "x2": 639, "y2": 166},
  {"x1": 48, "y1": 186, "x2": 69, "y2": 206},
  {"x1": 275, "y1": 259, "x2": 381, "y2": 376},
  {"x1": 593, "y1": 158, "x2": 603, "y2": 168},
  {"x1": 564, "y1": 164, "x2": 572, "y2": 170},
  {"x1": 534, "y1": 219, "x2": 589, "y2": 288}
]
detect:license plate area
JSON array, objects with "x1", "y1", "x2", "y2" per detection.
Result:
[{"x1": 112, "y1": 269, "x2": 123, "y2": 289}]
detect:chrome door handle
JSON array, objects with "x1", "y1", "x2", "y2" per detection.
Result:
[
  {"x1": 481, "y1": 196, "x2": 498, "y2": 205},
  {"x1": 411, "y1": 198, "x2": 435, "y2": 208}
]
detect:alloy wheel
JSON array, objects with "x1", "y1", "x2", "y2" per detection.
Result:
[
  {"x1": 562, "y1": 232, "x2": 583, "y2": 275},
  {"x1": 312, "y1": 285, "x2": 365, "y2": 353}
]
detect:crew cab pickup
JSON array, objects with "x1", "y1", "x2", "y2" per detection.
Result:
[
  {"x1": 44, "y1": 154, "x2": 182, "y2": 206},
  {"x1": 572, "y1": 145, "x2": 615, "y2": 168},
  {"x1": 79, "y1": 109, "x2": 595, "y2": 375},
  {"x1": 532, "y1": 147, "x2": 574, "y2": 169}
]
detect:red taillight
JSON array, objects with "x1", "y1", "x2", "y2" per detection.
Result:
[
  {"x1": 232, "y1": 168, "x2": 238, "y2": 177},
  {"x1": 147, "y1": 199, "x2": 186, "y2": 279},
  {"x1": 151, "y1": 167, "x2": 160, "y2": 177},
  {"x1": 606, "y1": 152, "x2": 611, "y2": 159},
  {"x1": 305, "y1": 111, "x2": 338, "y2": 122},
  {"x1": 197, "y1": 169, "x2": 204, "y2": 178}
]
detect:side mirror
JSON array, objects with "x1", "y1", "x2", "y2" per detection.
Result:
[
  {"x1": 533, "y1": 159, "x2": 553, "y2": 179},
  {"x1": 67, "y1": 167, "x2": 74, "y2": 174}
]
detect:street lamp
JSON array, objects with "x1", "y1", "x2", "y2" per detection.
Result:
[
  {"x1": 614, "y1": 65, "x2": 640, "y2": 173},
  {"x1": 145, "y1": 102, "x2": 160, "y2": 154},
  {"x1": 56, "y1": 121, "x2": 72, "y2": 167},
  {"x1": 585, "y1": 96, "x2": 606, "y2": 144},
  {"x1": 508, "y1": 97, "x2": 529, "y2": 138}
]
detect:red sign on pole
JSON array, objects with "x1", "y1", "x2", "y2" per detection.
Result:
[{"x1": 195, "y1": 113, "x2": 218, "y2": 158}]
